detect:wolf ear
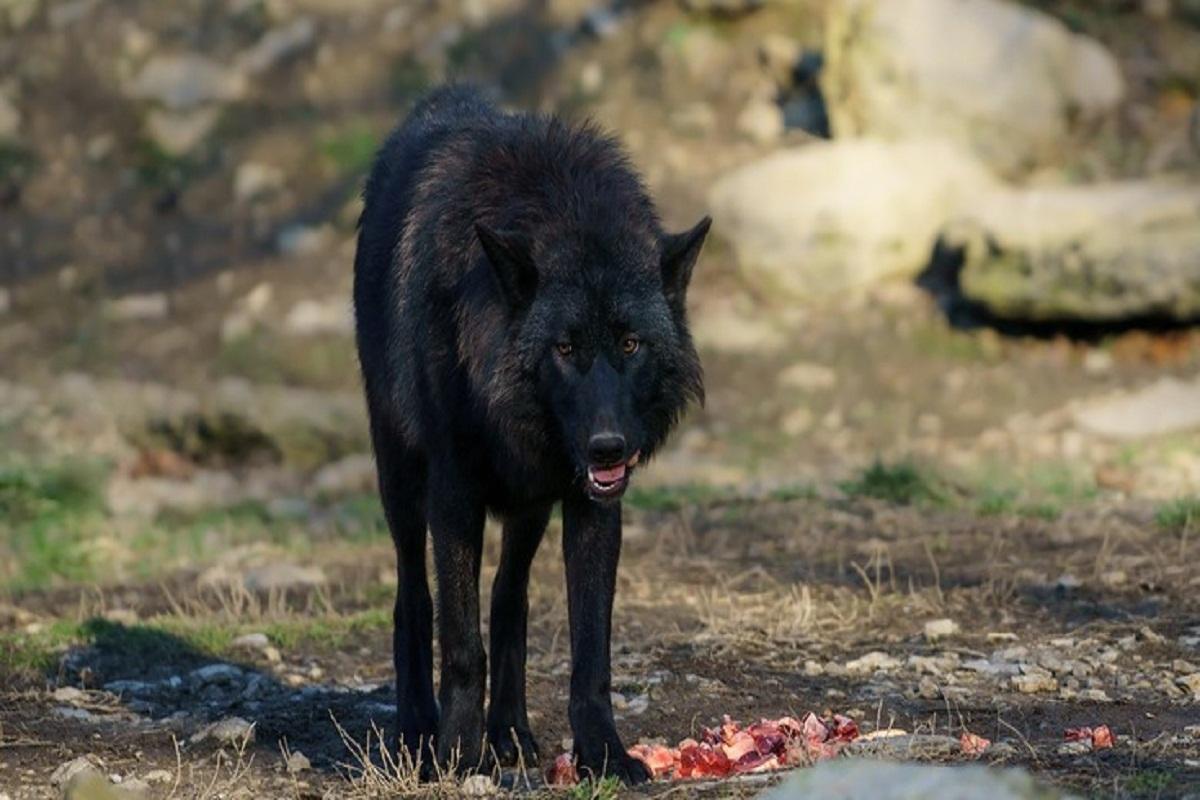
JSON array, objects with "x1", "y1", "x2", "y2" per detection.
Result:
[
  {"x1": 476, "y1": 223, "x2": 537, "y2": 308},
  {"x1": 660, "y1": 216, "x2": 712, "y2": 312}
]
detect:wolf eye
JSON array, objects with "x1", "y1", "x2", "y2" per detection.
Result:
[
  {"x1": 621, "y1": 336, "x2": 640, "y2": 356},
  {"x1": 556, "y1": 341, "x2": 573, "y2": 357}
]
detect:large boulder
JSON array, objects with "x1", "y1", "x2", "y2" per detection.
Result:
[
  {"x1": 708, "y1": 139, "x2": 996, "y2": 298},
  {"x1": 946, "y1": 181, "x2": 1200, "y2": 321},
  {"x1": 766, "y1": 760, "x2": 1074, "y2": 799},
  {"x1": 822, "y1": 0, "x2": 1124, "y2": 173}
]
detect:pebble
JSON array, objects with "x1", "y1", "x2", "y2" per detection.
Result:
[
  {"x1": 189, "y1": 663, "x2": 243, "y2": 688},
  {"x1": 844, "y1": 651, "x2": 901, "y2": 674},
  {"x1": 232, "y1": 632, "x2": 270, "y2": 652},
  {"x1": 923, "y1": 618, "x2": 960, "y2": 641},
  {"x1": 1012, "y1": 673, "x2": 1058, "y2": 694},
  {"x1": 460, "y1": 774, "x2": 497, "y2": 796},
  {"x1": 190, "y1": 716, "x2": 255, "y2": 746},
  {"x1": 50, "y1": 756, "x2": 104, "y2": 788},
  {"x1": 285, "y1": 750, "x2": 311, "y2": 774}
]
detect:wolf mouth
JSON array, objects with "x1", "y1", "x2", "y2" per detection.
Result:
[{"x1": 585, "y1": 451, "x2": 640, "y2": 500}]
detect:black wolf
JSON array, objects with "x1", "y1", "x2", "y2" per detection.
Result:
[{"x1": 353, "y1": 85, "x2": 709, "y2": 784}]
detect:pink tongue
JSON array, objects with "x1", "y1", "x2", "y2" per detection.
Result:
[{"x1": 592, "y1": 463, "x2": 627, "y2": 483}]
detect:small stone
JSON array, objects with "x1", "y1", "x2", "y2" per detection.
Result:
[
  {"x1": 460, "y1": 774, "x2": 496, "y2": 796},
  {"x1": 264, "y1": 646, "x2": 282, "y2": 664},
  {"x1": 284, "y1": 297, "x2": 352, "y2": 336},
  {"x1": 923, "y1": 618, "x2": 960, "y2": 641},
  {"x1": 844, "y1": 651, "x2": 901, "y2": 675},
  {"x1": 52, "y1": 686, "x2": 89, "y2": 705},
  {"x1": 237, "y1": 17, "x2": 316, "y2": 76},
  {"x1": 1056, "y1": 574, "x2": 1082, "y2": 592},
  {"x1": 51, "y1": 755, "x2": 104, "y2": 788},
  {"x1": 145, "y1": 107, "x2": 220, "y2": 156},
  {"x1": 285, "y1": 750, "x2": 311, "y2": 774},
  {"x1": 242, "y1": 563, "x2": 326, "y2": 592},
  {"x1": 277, "y1": 224, "x2": 333, "y2": 256},
  {"x1": 1177, "y1": 673, "x2": 1200, "y2": 696},
  {"x1": 141, "y1": 769, "x2": 174, "y2": 785},
  {"x1": 107, "y1": 292, "x2": 169, "y2": 322},
  {"x1": 126, "y1": 54, "x2": 246, "y2": 110},
  {"x1": 234, "y1": 162, "x2": 285, "y2": 202},
  {"x1": 1012, "y1": 673, "x2": 1057, "y2": 694},
  {"x1": 190, "y1": 716, "x2": 255, "y2": 746},
  {"x1": 916, "y1": 676, "x2": 940, "y2": 699},
  {"x1": 736, "y1": 99, "x2": 784, "y2": 145},
  {"x1": 232, "y1": 633, "x2": 270, "y2": 652},
  {"x1": 189, "y1": 663, "x2": 243, "y2": 688}
]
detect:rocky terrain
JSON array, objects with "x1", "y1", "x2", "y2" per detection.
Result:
[{"x1": 2, "y1": 0, "x2": 1200, "y2": 798}]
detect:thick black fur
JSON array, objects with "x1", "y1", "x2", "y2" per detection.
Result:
[{"x1": 353, "y1": 85, "x2": 709, "y2": 784}]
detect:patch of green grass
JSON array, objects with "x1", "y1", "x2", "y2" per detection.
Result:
[
  {"x1": 0, "y1": 620, "x2": 87, "y2": 676},
  {"x1": 216, "y1": 330, "x2": 359, "y2": 390},
  {"x1": 1018, "y1": 501, "x2": 1062, "y2": 522},
  {"x1": 263, "y1": 608, "x2": 390, "y2": 651},
  {"x1": 0, "y1": 461, "x2": 110, "y2": 590},
  {"x1": 1156, "y1": 497, "x2": 1200, "y2": 531},
  {"x1": 0, "y1": 141, "x2": 37, "y2": 183},
  {"x1": 569, "y1": 775, "x2": 622, "y2": 800},
  {"x1": 1123, "y1": 769, "x2": 1174, "y2": 796},
  {"x1": 840, "y1": 460, "x2": 946, "y2": 506},
  {"x1": 320, "y1": 121, "x2": 378, "y2": 176},
  {"x1": 976, "y1": 487, "x2": 1018, "y2": 516},
  {"x1": 0, "y1": 461, "x2": 106, "y2": 523},
  {"x1": 625, "y1": 483, "x2": 734, "y2": 512}
]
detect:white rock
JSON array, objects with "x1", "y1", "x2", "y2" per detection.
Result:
[
  {"x1": 1074, "y1": 377, "x2": 1200, "y2": 439},
  {"x1": 923, "y1": 618, "x2": 960, "y2": 641},
  {"x1": 234, "y1": 161, "x2": 285, "y2": 202},
  {"x1": 145, "y1": 107, "x2": 219, "y2": 156},
  {"x1": 107, "y1": 292, "x2": 169, "y2": 322},
  {"x1": 460, "y1": 774, "x2": 496, "y2": 796},
  {"x1": 709, "y1": 139, "x2": 996, "y2": 298},
  {"x1": 50, "y1": 755, "x2": 104, "y2": 788},
  {"x1": 190, "y1": 716, "x2": 255, "y2": 745},
  {"x1": 735, "y1": 99, "x2": 784, "y2": 145},
  {"x1": 948, "y1": 180, "x2": 1200, "y2": 322},
  {"x1": 822, "y1": 0, "x2": 1124, "y2": 172},
  {"x1": 284, "y1": 297, "x2": 353, "y2": 336},
  {"x1": 285, "y1": 749, "x2": 312, "y2": 773},
  {"x1": 126, "y1": 54, "x2": 246, "y2": 110},
  {"x1": 765, "y1": 759, "x2": 1070, "y2": 799},
  {"x1": 844, "y1": 650, "x2": 901, "y2": 675},
  {"x1": 232, "y1": 632, "x2": 270, "y2": 652},
  {"x1": 242, "y1": 562, "x2": 326, "y2": 592}
]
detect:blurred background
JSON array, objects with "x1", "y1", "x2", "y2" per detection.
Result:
[
  {"x1": 2, "y1": 1, "x2": 1200, "y2": 795},
  {"x1": 3, "y1": 0, "x2": 1200, "y2": 544}
]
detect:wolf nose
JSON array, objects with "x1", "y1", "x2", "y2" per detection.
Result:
[{"x1": 587, "y1": 433, "x2": 626, "y2": 466}]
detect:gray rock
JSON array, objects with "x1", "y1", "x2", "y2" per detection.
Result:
[
  {"x1": 822, "y1": 0, "x2": 1124, "y2": 173},
  {"x1": 1074, "y1": 377, "x2": 1200, "y2": 439},
  {"x1": 709, "y1": 140, "x2": 996, "y2": 298},
  {"x1": 190, "y1": 716, "x2": 255, "y2": 746},
  {"x1": 285, "y1": 750, "x2": 311, "y2": 774},
  {"x1": 242, "y1": 563, "x2": 326, "y2": 592},
  {"x1": 188, "y1": 663, "x2": 244, "y2": 688},
  {"x1": 233, "y1": 161, "x2": 285, "y2": 202},
  {"x1": 283, "y1": 297, "x2": 353, "y2": 336},
  {"x1": 144, "y1": 107, "x2": 219, "y2": 156},
  {"x1": 126, "y1": 54, "x2": 246, "y2": 110},
  {"x1": 767, "y1": 759, "x2": 1074, "y2": 799},
  {"x1": 50, "y1": 755, "x2": 104, "y2": 788},
  {"x1": 231, "y1": 632, "x2": 270, "y2": 652},
  {"x1": 237, "y1": 17, "x2": 315, "y2": 76},
  {"x1": 949, "y1": 181, "x2": 1200, "y2": 322},
  {"x1": 106, "y1": 293, "x2": 169, "y2": 322},
  {"x1": 924, "y1": 618, "x2": 960, "y2": 641}
]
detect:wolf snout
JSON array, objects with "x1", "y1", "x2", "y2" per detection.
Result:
[{"x1": 587, "y1": 432, "x2": 626, "y2": 466}]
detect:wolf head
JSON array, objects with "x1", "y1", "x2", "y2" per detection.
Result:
[{"x1": 477, "y1": 216, "x2": 710, "y2": 502}]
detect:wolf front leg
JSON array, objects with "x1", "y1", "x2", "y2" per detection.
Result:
[
  {"x1": 428, "y1": 457, "x2": 488, "y2": 774},
  {"x1": 561, "y1": 494, "x2": 651, "y2": 785}
]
